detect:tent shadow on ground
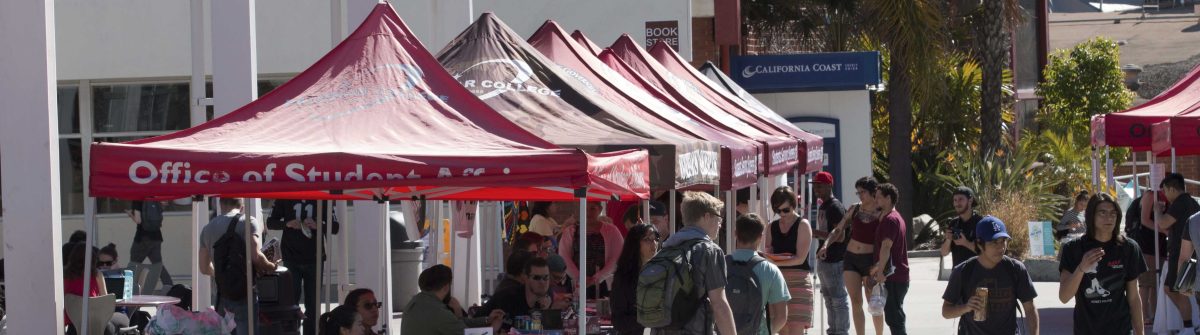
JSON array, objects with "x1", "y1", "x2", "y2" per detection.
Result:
[
  {"x1": 1037, "y1": 307, "x2": 1074, "y2": 334},
  {"x1": 1184, "y1": 24, "x2": 1200, "y2": 33}
]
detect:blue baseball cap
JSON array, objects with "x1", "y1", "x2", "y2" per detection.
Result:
[{"x1": 976, "y1": 216, "x2": 1011, "y2": 242}]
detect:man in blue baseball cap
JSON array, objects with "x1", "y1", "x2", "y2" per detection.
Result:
[{"x1": 941, "y1": 216, "x2": 1041, "y2": 335}]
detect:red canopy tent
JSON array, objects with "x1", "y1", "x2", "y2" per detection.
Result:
[
  {"x1": 434, "y1": 13, "x2": 720, "y2": 191},
  {"x1": 1093, "y1": 64, "x2": 1200, "y2": 150},
  {"x1": 698, "y1": 61, "x2": 825, "y2": 173},
  {"x1": 89, "y1": 5, "x2": 647, "y2": 334},
  {"x1": 90, "y1": 5, "x2": 650, "y2": 202},
  {"x1": 527, "y1": 21, "x2": 761, "y2": 190},
  {"x1": 601, "y1": 34, "x2": 801, "y2": 177},
  {"x1": 650, "y1": 45, "x2": 824, "y2": 174}
]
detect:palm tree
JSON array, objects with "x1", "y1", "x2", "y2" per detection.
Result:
[
  {"x1": 861, "y1": 0, "x2": 944, "y2": 242},
  {"x1": 977, "y1": 0, "x2": 1025, "y2": 155},
  {"x1": 978, "y1": 0, "x2": 1005, "y2": 155}
]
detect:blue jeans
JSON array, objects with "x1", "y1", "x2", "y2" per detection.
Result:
[
  {"x1": 219, "y1": 296, "x2": 260, "y2": 335},
  {"x1": 817, "y1": 260, "x2": 850, "y2": 335}
]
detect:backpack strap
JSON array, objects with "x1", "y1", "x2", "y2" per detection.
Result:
[{"x1": 225, "y1": 214, "x2": 243, "y2": 235}]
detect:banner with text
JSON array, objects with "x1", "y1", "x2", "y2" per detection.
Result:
[{"x1": 731, "y1": 51, "x2": 881, "y2": 92}]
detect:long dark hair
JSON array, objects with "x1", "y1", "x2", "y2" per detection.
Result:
[
  {"x1": 1085, "y1": 193, "x2": 1126, "y2": 245},
  {"x1": 319, "y1": 304, "x2": 357, "y2": 335},
  {"x1": 615, "y1": 223, "x2": 659, "y2": 279},
  {"x1": 64, "y1": 245, "x2": 100, "y2": 280}
]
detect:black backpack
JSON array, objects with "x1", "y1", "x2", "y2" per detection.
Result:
[
  {"x1": 725, "y1": 254, "x2": 767, "y2": 335},
  {"x1": 213, "y1": 214, "x2": 250, "y2": 301},
  {"x1": 140, "y1": 201, "x2": 164, "y2": 232}
]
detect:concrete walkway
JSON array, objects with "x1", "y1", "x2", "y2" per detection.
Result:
[{"x1": 808, "y1": 256, "x2": 1077, "y2": 335}]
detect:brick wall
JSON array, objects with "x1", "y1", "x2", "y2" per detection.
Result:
[
  {"x1": 1112, "y1": 154, "x2": 1200, "y2": 195},
  {"x1": 692, "y1": 17, "x2": 718, "y2": 67}
]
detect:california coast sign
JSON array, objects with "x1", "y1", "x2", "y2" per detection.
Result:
[{"x1": 732, "y1": 52, "x2": 881, "y2": 92}]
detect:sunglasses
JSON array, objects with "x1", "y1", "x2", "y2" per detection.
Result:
[
  {"x1": 98, "y1": 261, "x2": 115, "y2": 267},
  {"x1": 529, "y1": 274, "x2": 551, "y2": 282},
  {"x1": 360, "y1": 301, "x2": 383, "y2": 309},
  {"x1": 776, "y1": 207, "x2": 793, "y2": 214}
]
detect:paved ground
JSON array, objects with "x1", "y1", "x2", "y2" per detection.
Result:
[{"x1": 805, "y1": 257, "x2": 1076, "y2": 335}]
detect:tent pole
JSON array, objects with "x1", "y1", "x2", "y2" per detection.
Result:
[
  {"x1": 1104, "y1": 146, "x2": 1111, "y2": 192},
  {"x1": 1132, "y1": 151, "x2": 1140, "y2": 197},
  {"x1": 193, "y1": 196, "x2": 211, "y2": 311},
  {"x1": 642, "y1": 199, "x2": 651, "y2": 225},
  {"x1": 316, "y1": 201, "x2": 324, "y2": 316},
  {"x1": 577, "y1": 195, "x2": 588, "y2": 335},
  {"x1": 725, "y1": 190, "x2": 734, "y2": 250},
  {"x1": 82, "y1": 202, "x2": 95, "y2": 335},
  {"x1": 1172, "y1": 148, "x2": 1177, "y2": 172},
  {"x1": 380, "y1": 197, "x2": 394, "y2": 335},
  {"x1": 244, "y1": 197, "x2": 256, "y2": 335},
  {"x1": 669, "y1": 190, "x2": 677, "y2": 236},
  {"x1": 337, "y1": 200, "x2": 349, "y2": 301}
]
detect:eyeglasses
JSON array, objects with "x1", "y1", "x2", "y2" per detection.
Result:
[
  {"x1": 1094, "y1": 210, "x2": 1120, "y2": 218},
  {"x1": 98, "y1": 261, "x2": 115, "y2": 267},
  {"x1": 641, "y1": 236, "x2": 660, "y2": 243},
  {"x1": 529, "y1": 274, "x2": 551, "y2": 282},
  {"x1": 360, "y1": 301, "x2": 383, "y2": 309}
]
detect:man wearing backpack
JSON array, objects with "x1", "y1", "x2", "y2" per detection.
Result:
[
  {"x1": 266, "y1": 199, "x2": 340, "y2": 335},
  {"x1": 727, "y1": 213, "x2": 790, "y2": 335},
  {"x1": 638, "y1": 191, "x2": 737, "y2": 335},
  {"x1": 199, "y1": 197, "x2": 281, "y2": 335},
  {"x1": 941, "y1": 216, "x2": 1040, "y2": 335},
  {"x1": 125, "y1": 200, "x2": 174, "y2": 288}
]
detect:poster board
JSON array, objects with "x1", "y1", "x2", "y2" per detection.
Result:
[{"x1": 1028, "y1": 221, "x2": 1056, "y2": 257}]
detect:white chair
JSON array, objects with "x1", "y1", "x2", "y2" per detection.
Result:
[
  {"x1": 64, "y1": 294, "x2": 139, "y2": 335},
  {"x1": 65, "y1": 294, "x2": 116, "y2": 335}
]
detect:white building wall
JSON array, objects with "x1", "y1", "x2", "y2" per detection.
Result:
[
  {"x1": 754, "y1": 90, "x2": 873, "y2": 205},
  {"x1": 54, "y1": 0, "x2": 690, "y2": 81}
]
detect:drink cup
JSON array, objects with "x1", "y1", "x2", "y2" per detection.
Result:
[{"x1": 973, "y1": 287, "x2": 989, "y2": 322}]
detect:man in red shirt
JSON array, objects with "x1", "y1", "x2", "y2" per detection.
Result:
[{"x1": 871, "y1": 183, "x2": 909, "y2": 335}]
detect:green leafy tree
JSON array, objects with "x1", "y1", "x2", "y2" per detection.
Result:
[{"x1": 1037, "y1": 37, "x2": 1134, "y2": 141}]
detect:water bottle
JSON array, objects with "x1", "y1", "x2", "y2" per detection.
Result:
[
  {"x1": 868, "y1": 284, "x2": 886, "y2": 316},
  {"x1": 531, "y1": 310, "x2": 543, "y2": 330},
  {"x1": 122, "y1": 269, "x2": 134, "y2": 299}
]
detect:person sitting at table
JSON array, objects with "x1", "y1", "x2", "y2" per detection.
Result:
[
  {"x1": 98, "y1": 243, "x2": 119, "y2": 271},
  {"x1": 546, "y1": 254, "x2": 574, "y2": 297},
  {"x1": 495, "y1": 250, "x2": 534, "y2": 294},
  {"x1": 474, "y1": 258, "x2": 571, "y2": 328},
  {"x1": 342, "y1": 288, "x2": 382, "y2": 335},
  {"x1": 402, "y1": 265, "x2": 504, "y2": 335},
  {"x1": 63, "y1": 245, "x2": 129, "y2": 335},
  {"x1": 319, "y1": 304, "x2": 366, "y2": 335}
]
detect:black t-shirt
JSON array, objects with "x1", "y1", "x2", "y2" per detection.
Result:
[
  {"x1": 475, "y1": 284, "x2": 549, "y2": 321},
  {"x1": 1059, "y1": 237, "x2": 1147, "y2": 335},
  {"x1": 1166, "y1": 194, "x2": 1199, "y2": 264},
  {"x1": 265, "y1": 199, "x2": 341, "y2": 264},
  {"x1": 814, "y1": 197, "x2": 848, "y2": 263},
  {"x1": 130, "y1": 201, "x2": 164, "y2": 242},
  {"x1": 942, "y1": 256, "x2": 1038, "y2": 335},
  {"x1": 948, "y1": 213, "x2": 983, "y2": 267}
]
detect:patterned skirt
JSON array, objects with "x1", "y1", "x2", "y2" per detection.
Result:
[{"x1": 782, "y1": 268, "x2": 814, "y2": 329}]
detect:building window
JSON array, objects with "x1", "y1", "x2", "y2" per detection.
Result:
[
  {"x1": 60, "y1": 139, "x2": 84, "y2": 215},
  {"x1": 59, "y1": 86, "x2": 80, "y2": 134},
  {"x1": 92, "y1": 83, "x2": 191, "y2": 133}
]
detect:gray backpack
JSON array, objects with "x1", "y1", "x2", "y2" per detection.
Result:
[
  {"x1": 637, "y1": 238, "x2": 706, "y2": 330},
  {"x1": 725, "y1": 254, "x2": 767, "y2": 335}
]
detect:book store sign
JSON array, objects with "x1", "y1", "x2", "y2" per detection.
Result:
[{"x1": 645, "y1": 21, "x2": 679, "y2": 51}]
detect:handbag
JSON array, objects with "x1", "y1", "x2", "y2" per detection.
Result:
[{"x1": 1174, "y1": 259, "x2": 1198, "y2": 293}]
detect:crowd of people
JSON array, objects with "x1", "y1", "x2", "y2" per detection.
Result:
[{"x1": 57, "y1": 170, "x2": 1200, "y2": 335}]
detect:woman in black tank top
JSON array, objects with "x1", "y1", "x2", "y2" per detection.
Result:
[{"x1": 763, "y1": 186, "x2": 815, "y2": 335}]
